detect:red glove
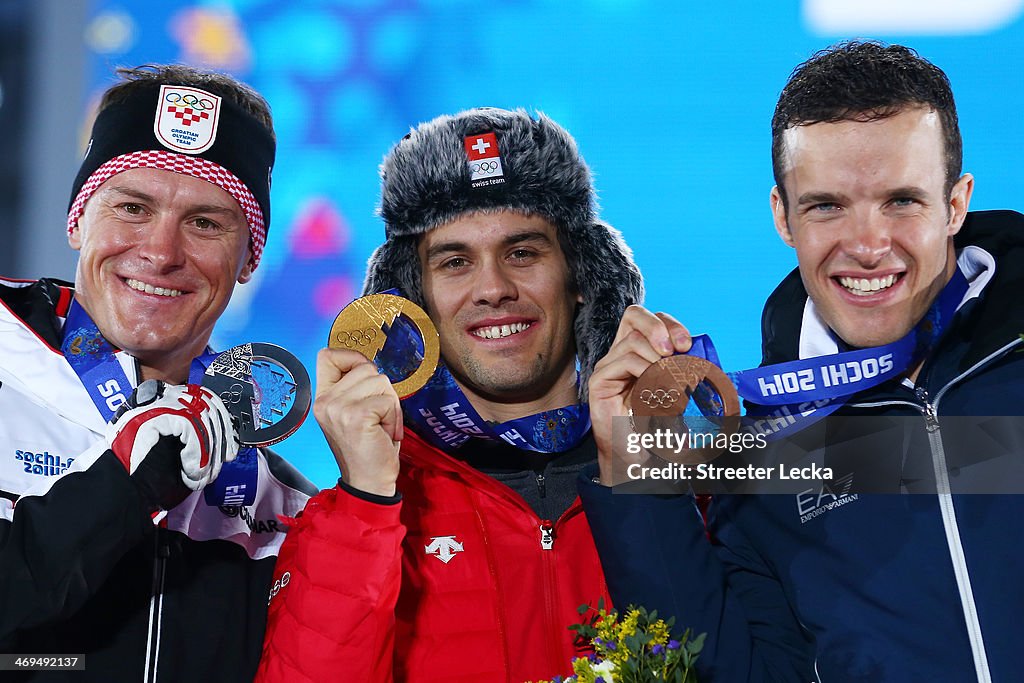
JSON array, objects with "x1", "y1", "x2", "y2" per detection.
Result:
[{"x1": 106, "y1": 380, "x2": 239, "y2": 497}]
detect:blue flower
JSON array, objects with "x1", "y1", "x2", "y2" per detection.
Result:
[
  {"x1": 668, "y1": 639, "x2": 681, "y2": 650},
  {"x1": 652, "y1": 644, "x2": 665, "y2": 655}
]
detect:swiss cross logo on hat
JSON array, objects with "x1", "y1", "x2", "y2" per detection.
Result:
[
  {"x1": 463, "y1": 132, "x2": 505, "y2": 189},
  {"x1": 153, "y1": 85, "x2": 222, "y2": 154}
]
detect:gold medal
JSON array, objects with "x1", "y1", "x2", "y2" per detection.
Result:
[
  {"x1": 629, "y1": 355, "x2": 741, "y2": 463},
  {"x1": 328, "y1": 294, "x2": 440, "y2": 398}
]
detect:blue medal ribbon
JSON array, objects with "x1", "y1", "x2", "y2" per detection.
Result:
[
  {"x1": 61, "y1": 300, "x2": 134, "y2": 421},
  {"x1": 189, "y1": 356, "x2": 259, "y2": 508},
  {"x1": 402, "y1": 367, "x2": 590, "y2": 453},
  {"x1": 61, "y1": 300, "x2": 257, "y2": 506},
  {"x1": 374, "y1": 290, "x2": 590, "y2": 454},
  {"x1": 686, "y1": 269, "x2": 969, "y2": 437}
]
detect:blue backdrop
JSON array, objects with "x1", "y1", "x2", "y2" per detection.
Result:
[{"x1": 83, "y1": 0, "x2": 1024, "y2": 488}]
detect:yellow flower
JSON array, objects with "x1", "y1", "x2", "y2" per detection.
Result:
[
  {"x1": 619, "y1": 609, "x2": 640, "y2": 639},
  {"x1": 647, "y1": 618, "x2": 670, "y2": 647},
  {"x1": 596, "y1": 613, "x2": 617, "y2": 645},
  {"x1": 572, "y1": 657, "x2": 598, "y2": 683}
]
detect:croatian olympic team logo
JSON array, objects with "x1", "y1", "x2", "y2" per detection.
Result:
[
  {"x1": 464, "y1": 132, "x2": 505, "y2": 186},
  {"x1": 153, "y1": 85, "x2": 222, "y2": 154}
]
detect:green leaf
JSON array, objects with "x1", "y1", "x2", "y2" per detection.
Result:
[{"x1": 686, "y1": 632, "x2": 707, "y2": 655}]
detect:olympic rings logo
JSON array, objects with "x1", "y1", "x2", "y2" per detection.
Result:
[
  {"x1": 639, "y1": 388, "x2": 680, "y2": 409},
  {"x1": 220, "y1": 383, "x2": 245, "y2": 405},
  {"x1": 471, "y1": 161, "x2": 499, "y2": 173},
  {"x1": 165, "y1": 92, "x2": 216, "y2": 110},
  {"x1": 334, "y1": 328, "x2": 378, "y2": 348}
]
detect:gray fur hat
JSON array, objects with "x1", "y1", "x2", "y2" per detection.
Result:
[{"x1": 364, "y1": 107, "x2": 644, "y2": 398}]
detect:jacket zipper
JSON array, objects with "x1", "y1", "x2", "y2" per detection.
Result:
[
  {"x1": 538, "y1": 517, "x2": 562, "y2": 674},
  {"x1": 539, "y1": 519, "x2": 554, "y2": 550},
  {"x1": 912, "y1": 386, "x2": 991, "y2": 683},
  {"x1": 918, "y1": 338, "x2": 1023, "y2": 682},
  {"x1": 537, "y1": 504, "x2": 592, "y2": 674},
  {"x1": 418, "y1": 439, "x2": 590, "y2": 678},
  {"x1": 848, "y1": 339, "x2": 1020, "y2": 683},
  {"x1": 474, "y1": 501, "x2": 581, "y2": 677},
  {"x1": 144, "y1": 527, "x2": 169, "y2": 683}
]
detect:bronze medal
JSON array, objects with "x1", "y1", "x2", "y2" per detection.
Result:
[
  {"x1": 328, "y1": 293, "x2": 440, "y2": 398},
  {"x1": 629, "y1": 355, "x2": 741, "y2": 463}
]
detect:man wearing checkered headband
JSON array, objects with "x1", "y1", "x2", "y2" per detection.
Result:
[{"x1": 0, "y1": 65, "x2": 314, "y2": 682}]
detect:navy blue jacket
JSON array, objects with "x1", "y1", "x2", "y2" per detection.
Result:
[{"x1": 581, "y1": 211, "x2": 1024, "y2": 682}]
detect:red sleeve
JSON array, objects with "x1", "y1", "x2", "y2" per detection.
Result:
[{"x1": 255, "y1": 485, "x2": 406, "y2": 682}]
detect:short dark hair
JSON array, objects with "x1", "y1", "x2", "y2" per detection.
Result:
[
  {"x1": 771, "y1": 41, "x2": 961, "y2": 209},
  {"x1": 99, "y1": 64, "x2": 274, "y2": 141}
]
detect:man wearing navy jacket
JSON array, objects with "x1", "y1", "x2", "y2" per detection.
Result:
[{"x1": 581, "y1": 41, "x2": 1024, "y2": 681}]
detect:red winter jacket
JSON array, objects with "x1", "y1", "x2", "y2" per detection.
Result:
[{"x1": 256, "y1": 429, "x2": 609, "y2": 682}]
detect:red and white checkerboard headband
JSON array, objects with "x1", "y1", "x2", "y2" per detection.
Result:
[{"x1": 66, "y1": 150, "x2": 266, "y2": 270}]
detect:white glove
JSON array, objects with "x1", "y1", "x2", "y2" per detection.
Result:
[{"x1": 106, "y1": 380, "x2": 240, "y2": 492}]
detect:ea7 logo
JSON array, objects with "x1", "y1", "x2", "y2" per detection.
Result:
[
  {"x1": 424, "y1": 535, "x2": 464, "y2": 564},
  {"x1": 796, "y1": 472, "x2": 858, "y2": 524}
]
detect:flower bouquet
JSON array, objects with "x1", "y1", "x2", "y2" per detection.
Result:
[{"x1": 530, "y1": 600, "x2": 705, "y2": 683}]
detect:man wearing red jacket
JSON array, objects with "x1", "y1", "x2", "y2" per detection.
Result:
[{"x1": 256, "y1": 108, "x2": 644, "y2": 681}]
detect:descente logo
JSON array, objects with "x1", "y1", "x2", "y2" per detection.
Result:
[{"x1": 14, "y1": 450, "x2": 74, "y2": 477}]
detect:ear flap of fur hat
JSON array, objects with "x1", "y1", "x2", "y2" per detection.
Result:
[
  {"x1": 363, "y1": 236, "x2": 423, "y2": 305},
  {"x1": 363, "y1": 108, "x2": 645, "y2": 401},
  {"x1": 567, "y1": 220, "x2": 645, "y2": 398}
]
